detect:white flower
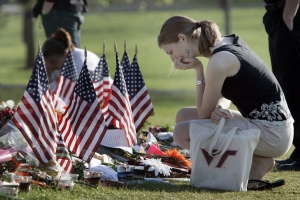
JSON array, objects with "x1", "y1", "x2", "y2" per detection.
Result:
[
  {"x1": 140, "y1": 158, "x2": 171, "y2": 177},
  {"x1": 0, "y1": 100, "x2": 15, "y2": 109}
]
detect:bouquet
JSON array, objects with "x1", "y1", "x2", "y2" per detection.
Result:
[{"x1": 0, "y1": 100, "x2": 16, "y2": 130}]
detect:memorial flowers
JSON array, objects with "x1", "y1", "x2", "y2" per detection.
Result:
[
  {"x1": 0, "y1": 100, "x2": 16, "y2": 130},
  {"x1": 139, "y1": 158, "x2": 171, "y2": 177}
]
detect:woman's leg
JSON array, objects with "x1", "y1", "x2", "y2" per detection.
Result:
[
  {"x1": 173, "y1": 121, "x2": 191, "y2": 150},
  {"x1": 249, "y1": 156, "x2": 275, "y2": 180},
  {"x1": 248, "y1": 156, "x2": 275, "y2": 189},
  {"x1": 174, "y1": 107, "x2": 211, "y2": 149},
  {"x1": 175, "y1": 107, "x2": 199, "y2": 124},
  {"x1": 226, "y1": 111, "x2": 276, "y2": 185},
  {"x1": 174, "y1": 108, "x2": 242, "y2": 150}
]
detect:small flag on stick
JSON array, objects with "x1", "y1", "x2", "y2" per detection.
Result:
[
  {"x1": 125, "y1": 45, "x2": 154, "y2": 132},
  {"x1": 56, "y1": 135, "x2": 72, "y2": 173},
  {"x1": 53, "y1": 50, "x2": 78, "y2": 109},
  {"x1": 12, "y1": 46, "x2": 58, "y2": 164},
  {"x1": 59, "y1": 47, "x2": 107, "y2": 161},
  {"x1": 106, "y1": 41, "x2": 136, "y2": 147},
  {"x1": 92, "y1": 41, "x2": 112, "y2": 105}
]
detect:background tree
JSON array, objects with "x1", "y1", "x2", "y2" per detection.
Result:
[
  {"x1": 0, "y1": 0, "x2": 35, "y2": 68},
  {"x1": 17, "y1": 0, "x2": 36, "y2": 69}
]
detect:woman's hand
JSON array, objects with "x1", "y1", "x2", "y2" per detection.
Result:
[
  {"x1": 211, "y1": 106, "x2": 234, "y2": 124},
  {"x1": 174, "y1": 57, "x2": 203, "y2": 70}
]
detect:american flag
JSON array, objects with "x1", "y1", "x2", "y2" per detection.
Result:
[
  {"x1": 59, "y1": 61, "x2": 107, "y2": 162},
  {"x1": 53, "y1": 50, "x2": 78, "y2": 109},
  {"x1": 107, "y1": 51, "x2": 136, "y2": 147},
  {"x1": 12, "y1": 51, "x2": 58, "y2": 164},
  {"x1": 121, "y1": 50, "x2": 131, "y2": 77},
  {"x1": 56, "y1": 135, "x2": 72, "y2": 173},
  {"x1": 101, "y1": 52, "x2": 121, "y2": 129},
  {"x1": 92, "y1": 53, "x2": 111, "y2": 105},
  {"x1": 125, "y1": 53, "x2": 154, "y2": 132}
]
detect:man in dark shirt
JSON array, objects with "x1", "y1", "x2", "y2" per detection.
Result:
[
  {"x1": 263, "y1": 0, "x2": 300, "y2": 170},
  {"x1": 32, "y1": 0, "x2": 88, "y2": 47}
]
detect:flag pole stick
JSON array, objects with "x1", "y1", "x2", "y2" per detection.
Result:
[
  {"x1": 114, "y1": 41, "x2": 118, "y2": 53},
  {"x1": 103, "y1": 40, "x2": 106, "y2": 54},
  {"x1": 84, "y1": 46, "x2": 87, "y2": 64},
  {"x1": 38, "y1": 41, "x2": 42, "y2": 53},
  {"x1": 135, "y1": 44, "x2": 138, "y2": 56},
  {"x1": 124, "y1": 39, "x2": 127, "y2": 52}
]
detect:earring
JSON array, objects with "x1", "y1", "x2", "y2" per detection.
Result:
[{"x1": 187, "y1": 45, "x2": 190, "y2": 56}]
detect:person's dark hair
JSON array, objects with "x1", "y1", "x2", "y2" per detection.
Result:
[
  {"x1": 157, "y1": 16, "x2": 221, "y2": 57},
  {"x1": 42, "y1": 28, "x2": 75, "y2": 57}
]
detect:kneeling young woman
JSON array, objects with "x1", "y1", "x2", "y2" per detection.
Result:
[{"x1": 157, "y1": 15, "x2": 294, "y2": 190}]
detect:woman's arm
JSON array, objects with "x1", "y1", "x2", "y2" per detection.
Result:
[
  {"x1": 197, "y1": 52, "x2": 240, "y2": 119},
  {"x1": 216, "y1": 95, "x2": 231, "y2": 110},
  {"x1": 194, "y1": 61, "x2": 206, "y2": 115},
  {"x1": 174, "y1": 52, "x2": 239, "y2": 120}
]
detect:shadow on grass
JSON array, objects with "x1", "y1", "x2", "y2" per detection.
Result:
[
  {"x1": 0, "y1": 85, "x2": 25, "y2": 102},
  {"x1": 125, "y1": 180, "x2": 225, "y2": 193}
]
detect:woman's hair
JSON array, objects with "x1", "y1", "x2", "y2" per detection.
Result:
[
  {"x1": 157, "y1": 16, "x2": 221, "y2": 57},
  {"x1": 42, "y1": 28, "x2": 75, "y2": 57}
]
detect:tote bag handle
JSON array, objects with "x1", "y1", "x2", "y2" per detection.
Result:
[{"x1": 208, "y1": 118, "x2": 239, "y2": 158}]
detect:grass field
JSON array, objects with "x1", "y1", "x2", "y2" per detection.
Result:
[{"x1": 1, "y1": 6, "x2": 299, "y2": 199}]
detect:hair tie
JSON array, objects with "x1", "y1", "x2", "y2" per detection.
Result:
[
  {"x1": 53, "y1": 33, "x2": 61, "y2": 41},
  {"x1": 195, "y1": 22, "x2": 201, "y2": 28}
]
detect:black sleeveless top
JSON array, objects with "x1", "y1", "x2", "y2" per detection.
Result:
[{"x1": 212, "y1": 34, "x2": 291, "y2": 125}]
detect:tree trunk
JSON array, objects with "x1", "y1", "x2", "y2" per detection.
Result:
[
  {"x1": 23, "y1": 8, "x2": 35, "y2": 69},
  {"x1": 220, "y1": 0, "x2": 232, "y2": 35}
]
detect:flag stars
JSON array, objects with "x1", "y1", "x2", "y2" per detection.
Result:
[
  {"x1": 74, "y1": 64, "x2": 96, "y2": 103},
  {"x1": 27, "y1": 54, "x2": 49, "y2": 103},
  {"x1": 124, "y1": 56, "x2": 146, "y2": 97},
  {"x1": 59, "y1": 51, "x2": 78, "y2": 82}
]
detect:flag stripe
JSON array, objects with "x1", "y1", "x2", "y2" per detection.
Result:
[
  {"x1": 17, "y1": 91, "x2": 57, "y2": 152},
  {"x1": 109, "y1": 90, "x2": 136, "y2": 146}
]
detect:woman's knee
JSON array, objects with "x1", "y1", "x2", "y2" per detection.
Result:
[
  {"x1": 173, "y1": 122, "x2": 190, "y2": 143},
  {"x1": 175, "y1": 109, "x2": 185, "y2": 124},
  {"x1": 175, "y1": 107, "x2": 198, "y2": 124}
]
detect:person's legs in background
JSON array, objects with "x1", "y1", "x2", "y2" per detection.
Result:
[
  {"x1": 264, "y1": 8, "x2": 300, "y2": 169},
  {"x1": 41, "y1": 9, "x2": 83, "y2": 48}
]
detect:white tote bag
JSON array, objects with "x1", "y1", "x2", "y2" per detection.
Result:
[{"x1": 189, "y1": 118, "x2": 260, "y2": 191}]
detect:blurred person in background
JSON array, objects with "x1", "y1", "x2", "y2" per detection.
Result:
[
  {"x1": 157, "y1": 15, "x2": 293, "y2": 190},
  {"x1": 263, "y1": 0, "x2": 300, "y2": 170},
  {"x1": 42, "y1": 28, "x2": 100, "y2": 92},
  {"x1": 32, "y1": 0, "x2": 88, "y2": 47}
]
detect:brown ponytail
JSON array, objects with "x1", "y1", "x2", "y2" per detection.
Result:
[
  {"x1": 197, "y1": 20, "x2": 221, "y2": 57},
  {"x1": 42, "y1": 28, "x2": 75, "y2": 57}
]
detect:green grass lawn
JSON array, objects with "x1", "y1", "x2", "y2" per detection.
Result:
[{"x1": 1, "y1": 6, "x2": 299, "y2": 199}]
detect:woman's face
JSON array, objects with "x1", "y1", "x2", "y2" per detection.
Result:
[
  {"x1": 44, "y1": 55, "x2": 66, "y2": 73},
  {"x1": 160, "y1": 37, "x2": 188, "y2": 62}
]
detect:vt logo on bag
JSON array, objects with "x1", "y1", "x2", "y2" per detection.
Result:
[{"x1": 201, "y1": 148, "x2": 238, "y2": 168}]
